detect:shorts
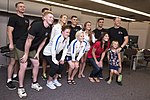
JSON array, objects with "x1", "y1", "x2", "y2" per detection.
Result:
[
  {"x1": 16, "y1": 48, "x2": 36, "y2": 62},
  {"x1": 65, "y1": 56, "x2": 78, "y2": 61},
  {"x1": 109, "y1": 65, "x2": 119, "y2": 71},
  {"x1": 9, "y1": 45, "x2": 17, "y2": 58}
]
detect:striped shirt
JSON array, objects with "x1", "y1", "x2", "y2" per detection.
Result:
[
  {"x1": 67, "y1": 39, "x2": 86, "y2": 61},
  {"x1": 43, "y1": 34, "x2": 69, "y2": 64}
]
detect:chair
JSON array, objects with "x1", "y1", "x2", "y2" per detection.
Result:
[
  {"x1": 124, "y1": 48, "x2": 138, "y2": 71},
  {"x1": 143, "y1": 49, "x2": 150, "y2": 67}
]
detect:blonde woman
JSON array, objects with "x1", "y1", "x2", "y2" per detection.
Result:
[{"x1": 66, "y1": 30, "x2": 86, "y2": 85}]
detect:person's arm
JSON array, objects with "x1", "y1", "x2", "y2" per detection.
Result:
[
  {"x1": 98, "y1": 50, "x2": 106, "y2": 67},
  {"x1": 7, "y1": 26, "x2": 14, "y2": 50},
  {"x1": 21, "y1": 34, "x2": 34, "y2": 63},
  {"x1": 118, "y1": 51, "x2": 122, "y2": 68},
  {"x1": 60, "y1": 37, "x2": 70, "y2": 62},
  {"x1": 71, "y1": 41, "x2": 77, "y2": 61},
  {"x1": 76, "y1": 42, "x2": 86, "y2": 61},
  {"x1": 35, "y1": 38, "x2": 47, "y2": 60},
  {"x1": 92, "y1": 47, "x2": 99, "y2": 65},
  {"x1": 118, "y1": 36, "x2": 129, "y2": 52}
]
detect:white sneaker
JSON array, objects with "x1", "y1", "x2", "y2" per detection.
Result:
[
  {"x1": 17, "y1": 88, "x2": 27, "y2": 98},
  {"x1": 31, "y1": 83, "x2": 43, "y2": 91},
  {"x1": 107, "y1": 79, "x2": 112, "y2": 84},
  {"x1": 46, "y1": 81, "x2": 56, "y2": 90},
  {"x1": 53, "y1": 79, "x2": 62, "y2": 87}
]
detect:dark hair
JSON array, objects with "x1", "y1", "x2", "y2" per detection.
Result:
[
  {"x1": 62, "y1": 25, "x2": 71, "y2": 32},
  {"x1": 71, "y1": 15, "x2": 77, "y2": 19},
  {"x1": 97, "y1": 32, "x2": 109, "y2": 50},
  {"x1": 41, "y1": 8, "x2": 49, "y2": 13},
  {"x1": 15, "y1": 2, "x2": 24, "y2": 8},
  {"x1": 97, "y1": 18, "x2": 104, "y2": 22}
]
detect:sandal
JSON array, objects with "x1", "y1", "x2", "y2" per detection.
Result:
[
  {"x1": 67, "y1": 79, "x2": 72, "y2": 85},
  {"x1": 93, "y1": 77, "x2": 100, "y2": 83},
  {"x1": 71, "y1": 80, "x2": 76, "y2": 85},
  {"x1": 88, "y1": 77, "x2": 95, "y2": 83}
]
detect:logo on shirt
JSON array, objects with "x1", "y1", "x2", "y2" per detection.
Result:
[
  {"x1": 45, "y1": 32, "x2": 49, "y2": 36},
  {"x1": 118, "y1": 31, "x2": 123, "y2": 34},
  {"x1": 25, "y1": 20, "x2": 28, "y2": 24}
]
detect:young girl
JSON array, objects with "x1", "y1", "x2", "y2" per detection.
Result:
[
  {"x1": 78, "y1": 21, "x2": 95, "y2": 78},
  {"x1": 107, "y1": 40, "x2": 122, "y2": 84},
  {"x1": 66, "y1": 30, "x2": 86, "y2": 85},
  {"x1": 87, "y1": 32, "x2": 110, "y2": 83}
]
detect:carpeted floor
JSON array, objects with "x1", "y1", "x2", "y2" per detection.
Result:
[{"x1": 0, "y1": 63, "x2": 150, "y2": 100}]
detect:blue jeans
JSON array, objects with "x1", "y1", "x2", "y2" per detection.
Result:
[{"x1": 88, "y1": 58, "x2": 103, "y2": 77}]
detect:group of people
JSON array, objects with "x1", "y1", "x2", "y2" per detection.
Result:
[{"x1": 5, "y1": 1, "x2": 128, "y2": 98}]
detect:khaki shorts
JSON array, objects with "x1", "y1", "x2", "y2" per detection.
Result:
[
  {"x1": 9, "y1": 45, "x2": 18, "y2": 58},
  {"x1": 15, "y1": 48, "x2": 36, "y2": 62}
]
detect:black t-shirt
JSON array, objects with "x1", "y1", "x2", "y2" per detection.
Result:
[
  {"x1": 30, "y1": 18, "x2": 43, "y2": 26},
  {"x1": 7, "y1": 14, "x2": 29, "y2": 44},
  {"x1": 69, "y1": 25, "x2": 81, "y2": 43},
  {"x1": 16, "y1": 21, "x2": 52, "y2": 51},
  {"x1": 92, "y1": 28, "x2": 108, "y2": 39},
  {"x1": 108, "y1": 27, "x2": 128, "y2": 46}
]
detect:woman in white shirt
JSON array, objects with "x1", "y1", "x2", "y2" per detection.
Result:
[
  {"x1": 66, "y1": 30, "x2": 86, "y2": 85},
  {"x1": 78, "y1": 21, "x2": 96, "y2": 78},
  {"x1": 43, "y1": 25, "x2": 70, "y2": 90}
]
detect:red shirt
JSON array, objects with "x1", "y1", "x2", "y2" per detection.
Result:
[{"x1": 87, "y1": 41, "x2": 110, "y2": 58}]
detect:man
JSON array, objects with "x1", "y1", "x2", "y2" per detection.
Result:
[
  {"x1": 106, "y1": 17, "x2": 129, "y2": 86},
  {"x1": 69, "y1": 15, "x2": 81, "y2": 43},
  {"x1": 16, "y1": 11, "x2": 54, "y2": 98},
  {"x1": 31, "y1": 7, "x2": 51, "y2": 80},
  {"x1": 93, "y1": 18, "x2": 108, "y2": 40},
  {"x1": 6, "y1": 2, "x2": 29, "y2": 90}
]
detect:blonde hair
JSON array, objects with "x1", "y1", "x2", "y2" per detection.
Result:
[
  {"x1": 43, "y1": 11, "x2": 53, "y2": 16},
  {"x1": 75, "y1": 30, "x2": 84, "y2": 39}
]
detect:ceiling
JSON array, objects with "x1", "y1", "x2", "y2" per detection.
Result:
[{"x1": 34, "y1": 0, "x2": 150, "y2": 21}]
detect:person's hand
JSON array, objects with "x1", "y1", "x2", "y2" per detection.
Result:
[
  {"x1": 59, "y1": 60, "x2": 64, "y2": 64},
  {"x1": 20, "y1": 54, "x2": 28, "y2": 63},
  {"x1": 96, "y1": 60, "x2": 99, "y2": 65},
  {"x1": 9, "y1": 43, "x2": 14, "y2": 51},
  {"x1": 117, "y1": 47, "x2": 122, "y2": 52},
  {"x1": 34, "y1": 53, "x2": 39, "y2": 60},
  {"x1": 98, "y1": 60, "x2": 103, "y2": 68}
]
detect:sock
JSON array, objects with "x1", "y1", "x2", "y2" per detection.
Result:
[
  {"x1": 33, "y1": 81, "x2": 37, "y2": 84},
  {"x1": 13, "y1": 74, "x2": 17, "y2": 78},
  {"x1": 7, "y1": 79, "x2": 12, "y2": 83}
]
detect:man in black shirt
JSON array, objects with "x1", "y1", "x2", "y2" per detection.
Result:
[
  {"x1": 31, "y1": 7, "x2": 51, "y2": 80},
  {"x1": 106, "y1": 17, "x2": 128, "y2": 86},
  {"x1": 69, "y1": 16, "x2": 81, "y2": 43},
  {"x1": 93, "y1": 18, "x2": 108, "y2": 40},
  {"x1": 6, "y1": 1, "x2": 29, "y2": 90},
  {"x1": 16, "y1": 11, "x2": 54, "y2": 98}
]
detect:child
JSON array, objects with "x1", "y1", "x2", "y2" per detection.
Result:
[{"x1": 107, "y1": 40, "x2": 122, "y2": 84}]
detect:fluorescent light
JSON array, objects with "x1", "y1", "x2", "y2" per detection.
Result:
[
  {"x1": 90, "y1": 0, "x2": 150, "y2": 17},
  {"x1": 35, "y1": 0, "x2": 135, "y2": 21}
]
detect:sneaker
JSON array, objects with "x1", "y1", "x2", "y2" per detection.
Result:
[
  {"x1": 99, "y1": 77, "x2": 103, "y2": 80},
  {"x1": 107, "y1": 79, "x2": 112, "y2": 84},
  {"x1": 53, "y1": 79, "x2": 62, "y2": 87},
  {"x1": 46, "y1": 81, "x2": 56, "y2": 90},
  {"x1": 41, "y1": 73, "x2": 47, "y2": 80},
  {"x1": 31, "y1": 83, "x2": 43, "y2": 91},
  {"x1": 58, "y1": 75, "x2": 62, "y2": 80},
  {"x1": 17, "y1": 88, "x2": 27, "y2": 98},
  {"x1": 116, "y1": 81, "x2": 123, "y2": 86},
  {"x1": 6, "y1": 81, "x2": 16, "y2": 90},
  {"x1": 117, "y1": 74, "x2": 123, "y2": 82},
  {"x1": 12, "y1": 76, "x2": 19, "y2": 82}
]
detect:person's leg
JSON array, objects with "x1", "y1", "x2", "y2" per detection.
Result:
[
  {"x1": 107, "y1": 70, "x2": 113, "y2": 84},
  {"x1": 67, "y1": 61, "x2": 75, "y2": 80},
  {"x1": 6, "y1": 57, "x2": 16, "y2": 90},
  {"x1": 71, "y1": 61, "x2": 79, "y2": 80},
  {"x1": 41, "y1": 58, "x2": 48, "y2": 80},
  {"x1": 12, "y1": 61, "x2": 19, "y2": 82}
]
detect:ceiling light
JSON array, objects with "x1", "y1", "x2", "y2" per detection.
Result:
[
  {"x1": 35, "y1": 0, "x2": 136, "y2": 21},
  {"x1": 90, "y1": 0, "x2": 150, "y2": 17}
]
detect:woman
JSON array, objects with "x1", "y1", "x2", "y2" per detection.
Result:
[
  {"x1": 87, "y1": 32, "x2": 110, "y2": 82},
  {"x1": 78, "y1": 21, "x2": 95, "y2": 78},
  {"x1": 66, "y1": 30, "x2": 86, "y2": 85}
]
